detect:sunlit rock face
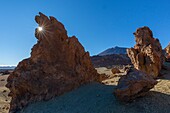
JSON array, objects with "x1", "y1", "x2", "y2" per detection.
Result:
[
  {"x1": 6, "y1": 12, "x2": 99, "y2": 113},
  {"x1": 165, "y1": 43, "x2": 170, "y2": 62},
  {"x1": 127, "y1": 26, "x2": 164, "y2": 78}
]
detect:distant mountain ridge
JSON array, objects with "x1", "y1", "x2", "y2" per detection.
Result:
[
  {"x1": 91, "y1": 46, "x2": 130, "y2": 68},
  {"x1": 0, "y1": 66, "x2": 16, "y2": 72},
  {"x1": 98, "y1": 46, "x2": 127, "y2": 56},
  {"x1": 0, "y1": 66, "x2": 16, "y2": 69}
]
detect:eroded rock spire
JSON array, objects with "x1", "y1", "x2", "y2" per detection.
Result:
[
  {"x1": 6, "y1": 12, "x2": 99, "y2": 112},
  {"x1": 127, "y1": 26, "x2": 164, "y2": 78}
]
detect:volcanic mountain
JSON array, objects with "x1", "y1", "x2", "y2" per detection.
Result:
[
  {"x1": 98, "y1": 46, "x2": 127, "y2": 56},
  {"x1": 91, "y1": 46, "x2": 131, "y2": 68}
]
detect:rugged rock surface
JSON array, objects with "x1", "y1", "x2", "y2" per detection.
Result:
[
  {"x1": 127, "y1": 26, "x2": 163, "y2": 78},
  {"x1": 165, "y1": 43, "x2": 170, "y2": 62},
  {"x1": 114, "y1": 68, "x2": 157, "y2": 102},
  {"x1": 6, "y1": 12, "x2": 99, "y2": 113}
]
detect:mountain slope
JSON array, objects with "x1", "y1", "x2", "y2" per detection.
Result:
[
  {"x1": 91, "y1": 54, "x2": 131, "y2": 68},
  {"x1": 98, "y1": 46, "x2": 127, "y2": 56}
]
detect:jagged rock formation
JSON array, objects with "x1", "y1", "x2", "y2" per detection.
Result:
[
  {"x1": 127, "y1": 26, "x2": 163, "y2": 78},
  {"x1": 114, "y1": 68, "x2": 157, "y2": 102},
  {"x1": 165, "y1": 43, "x2": 170, "y2": 62},
  {"x1": 6, "y1": 12, "x2": 99, "y2": 113}
]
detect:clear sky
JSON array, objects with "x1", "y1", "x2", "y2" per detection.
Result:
[{"x1": 0, "y1": 0, "x2": 170, "y2": 66}]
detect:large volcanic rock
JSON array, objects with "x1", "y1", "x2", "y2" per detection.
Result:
[
  {"x1": 6, "y1": 12, "x2": 99, "y2": 112},
  {"x1": 127, "y1": 26, "x2": 163, "y2": 78},
  {"x1": 114, "y1": 68, "x2": 157, "y2": 102}
]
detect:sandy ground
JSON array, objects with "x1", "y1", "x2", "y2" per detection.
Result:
[
  {"x1": 21, "y1": 67, "x2": 170, "y2": 113},
  {"x1": 0, "y1": 74, "x2": 10, "y2": 113}
]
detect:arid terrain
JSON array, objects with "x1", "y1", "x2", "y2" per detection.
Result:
[
  {"x1": 0, "y1": 75, "x2": 10, "y2": 113},
  {"x1": 1, "y1": 0, "x2": 170, "y2": 113},
  {"x1": 1, "y1": 14, "x2": 170, "y2": 113},
  {"x1": 0, "y1": 63, "x2": 169, "y2": 113},
  {"x1": 21, "y1": 64, "x2": 170, "y2": 113}
]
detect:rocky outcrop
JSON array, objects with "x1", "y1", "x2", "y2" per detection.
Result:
[
  {"x1": 165, "y1": 43, "x2": 170, "y2": 51},
  {"x1": 114, "y1": 68, "x2": 157, "y2": 102},
  {"x1": 6, "y1": 12, "x2": 99, "y2": 113},
  {"x1": 127, "y1": 26, "x2": 163, "y2": 78},
  {"x1": 165, "y1": 43, "x2": 170, "y2": 62}
]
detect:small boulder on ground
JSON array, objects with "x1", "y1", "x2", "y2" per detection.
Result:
[
  {"x1": 0, "y1": 79, "x2": 5, "y2": 81},
  {"x1": 114, "y1": 68, "x2": 157, "y2": 102},
  {"x1": 111, "y1": 68, "x2": 121, "y2": 74}
]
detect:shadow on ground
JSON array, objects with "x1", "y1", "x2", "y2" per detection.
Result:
[
  {"x1": 21, "y1": 82, "x2": 170, "y2": 113},
  {"x1": 161, "y1": 62, "x2": 170, "y2": 80}
]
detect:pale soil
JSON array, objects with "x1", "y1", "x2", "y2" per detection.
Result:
[
  {"x1": 97, "y1": 67, "x2": 170, "y2": 95},
  {"x1": 22, "y1": 67, "x2": 170, "y2": 113},
  {"x1": 0, "y1": 75, "x2": 10, "y2": 113}
]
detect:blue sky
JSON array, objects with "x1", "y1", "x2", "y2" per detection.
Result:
[{"x1": 0, "y1": 0, "x2": 170, "y2": 66}]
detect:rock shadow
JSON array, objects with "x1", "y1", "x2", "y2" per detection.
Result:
[{"x1": 21, "y1": 82, "x2": 170, "y2": 113}]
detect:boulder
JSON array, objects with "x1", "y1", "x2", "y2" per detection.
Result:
[
  {"x1": 114, "y1": 68, "x2": 157, "y2": 102},
  {"x1": 6, "y1": 12, "x2": 99, "y2": 112},
  {"x1": 111, "y1": 68, "x2": 121, "y2": 74},
  {"x1": 127, "y1": 26, "x2": 163, "y2": 78}
]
